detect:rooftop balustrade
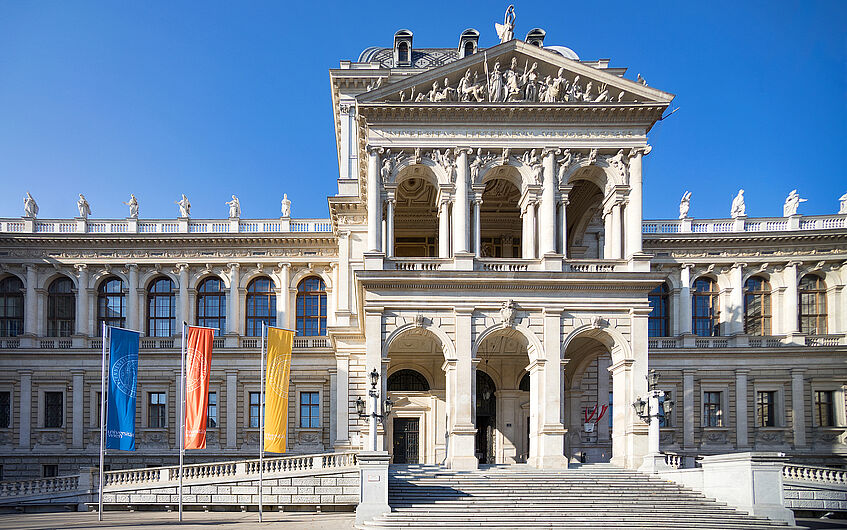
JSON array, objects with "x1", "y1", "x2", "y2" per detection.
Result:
[
  {"x1": 0, "y1": 217, "x2": 333, "y2": 235},
  {"x1": 643, "y1": 214, "x2": 845, "y2": 235}
]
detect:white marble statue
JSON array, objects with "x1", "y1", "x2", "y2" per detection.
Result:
[
  {"x1": 557, "y1": 149, "x2": 573, "y2": 184},
  {"x1": 23, "y1": 192, "x2": 38, "y2": 218},
  {"x1": 607, "y1": 149, "x2": 628, "y2": 179},
  {"x1": 226, "y1": 195, "x2": 241, "y2": 218},
  {"x1": 281, "y1": 193, "x2": 291, "y2": 217},
  {"x1": 587, "y1": 148, "x2": 598, "y2": 166},
  {"x1": 494, "y1": 5, "x2": 516, "y2": 43},
  {"x1": 840, "y1": 192, "x2": 847, "y2": 214},
  {"x1": 77, "y1": 194, "x2": 91, "y2": 219},
  {"x1": 679, "y1": 191, "x2": 692, "y2": 219},
  {"x1": 488, "y1": 61, "x2": 504, "y2": 103},
  {"x1": 782, "y1": 189, "x2": 807, "y2": 217},
  {"x1": 176, "y1": 194, "x2": 191, "y2": 218},
  {"x1": 730, "y1": 189, "x2": 746, "y2": 218},
  {"x1": 123, "y1": 194, "x2": 139, "y2": 218},
  {"x1": 637, "y1": 73, "x2": 648, "y2": 86},
  {"x1": 469, "y1": 148, "x2": 483, "y2": 183}
]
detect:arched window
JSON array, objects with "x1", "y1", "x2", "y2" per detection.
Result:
[
  {"x1": 147, "y1": 277, "x2": 175, "y2": 337},
  {"x1": 97, "y1": 277, "x2": 125, "y2": 334},
  {"x1": 47, "y1": 277, "x2": 75, "y2": 337},
  {"x1": 398, "y1": 41, "x2": 409, "y2": 63},
  {"x1": 296, "y1": 277, "x2": 326, "y2": 336},
  {"x1": 0, "y1": 276, "x2": 24, "y2": 337},
  {"x1": 464, "y1": 41, "x2": 474, "y2": 57},
  {"x1": 692, "y1": 277, "x2": 719, "y2": 337},
  {"x1": 197, "y1": 277, "x2": 226, "y2": 337},
  {"x1": 387, "y1": 369, "x2": 430, "y2": 391},
  {"x1": 744, "y1": 276, "x2": 771, "y2": 336},
  {"x1": 246, "y1": 277, "x2": 276, "y2": 337},
  {"x1": 519, "y1": 372, "x2": 530, "y2": 392},
  {"x1": 799, "y1": 275, "x2": 827, "y2": 335},
  {"x1": 648, "y1": 283, "x2": 670, "y2": 337}
]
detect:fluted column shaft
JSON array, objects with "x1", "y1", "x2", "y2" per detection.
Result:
[{"x1": 454, "y1": 149, "x2": 470, "y2": 253}]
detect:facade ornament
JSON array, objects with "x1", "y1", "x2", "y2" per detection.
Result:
[
  {"x1": 176, "y1": 194, "x2": 191, "y2": 218},
  {"x1": 281, "y1": 193, "x2": 291, "y2": 217},
  {"x1": 226, "y1": 195, "x2": 241, "y2": 218},
  {"x1": 487, "y1": 60, "x2": 505, "y2": 102},
  {"x1": 77, "y1": 194, "x2": 91, "y2": 219},
  {"x1": 414, "y1": 314, "x2": 425, "y2": 328},
  {"x1": 591, "y1": 315, "x2": 606, "y2": 329},
  {"x1": 629, "y1": 145, "x2": 652, "y2": 158},
  {"x1": 500, "y1": 147, "x2": 511, "y2": 166},
  {"x1": 637, "y1": 73, "x2": 648, "y2": 86},
  {"x1": 494, "y1": 4, "x2": 516, "y2": 43},
  {"x1": 606, "y1": 149, "x2": 629, "y2": 180},
  {"x1": 413, "y1": 147, "x2": 422, "y2": 164},
  {"x1": 587, "y1": 148, "x2": 598, "y2": 166},
  {"x1": 23, "y1": 192, "x2": 38, "y2": 218},
  {"x1": 783, "y1": 189, "x2": 807, "y2": 217},
  {"x1": 500, "y1": 299, "x2": 517, "y2": 328},
  {"x1": 469, "y1": 148, "x2": 484, "y2": 183},
  {"x1": 679, "y1": 191, "x2": 692, "y2": 219},
  {"x1": 123, "y1": 194, "x2": 139, "y2": 218},
  {"x1": 458, "y1": 69, "x2": 486, "y2": 102},
  {"x1": 521, "y1": 149, "x2": 542, "y2": 184},
  {"x1": 380, "y1": 149, "x2": 401, "y2": 183},
  {"x1": 730, "y1": 189, "x2": 746, "y2": 218},
  {"x1": 556, "y1": 149, "x2": 574, "y2": 185},
  {"x1": 365, "y1": 77, "x2": 383, "y2": 92}
]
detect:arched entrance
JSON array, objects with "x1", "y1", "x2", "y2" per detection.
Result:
[{"x1": 475, "y1": 370, "x2": 496, "y2": 464}]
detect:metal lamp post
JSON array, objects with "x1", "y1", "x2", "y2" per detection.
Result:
[
  {"x1": 633, "y1": 369, "x2": 674, "y2": 473},
  {"x1": 357, "y1": 369, "x2": 394, "y2": 451}
]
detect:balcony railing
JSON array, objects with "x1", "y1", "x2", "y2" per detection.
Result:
[
  {"x1": 643, "y1": 214, "x2": 845, "y2": 235},
  {"x1": 648, "y1": 334, "x2": 845, "y2": 349},
  {"x1": 0, "y1": 217, "x2": 332, "y2": 235}
]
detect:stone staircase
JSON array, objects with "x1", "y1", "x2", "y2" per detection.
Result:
[{"x1": 359, "y1": 463, "x2": 802, "y2": 529}]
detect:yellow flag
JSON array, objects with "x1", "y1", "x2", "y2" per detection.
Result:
[{"x1": 264, "y1": 328, "x2": 294, "y2": 453}]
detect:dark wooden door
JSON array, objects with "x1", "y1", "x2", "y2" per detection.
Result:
[{"x1": 393, "y1": 418, "x2": 419, "y2": 464}]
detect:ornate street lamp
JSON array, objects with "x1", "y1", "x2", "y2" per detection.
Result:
[
  {"x1": 358, "y1": 369, "x2": 394, "y2": 451},
  {"x1": 633, "y1": 369, "x2": 671, "y2": 473}
]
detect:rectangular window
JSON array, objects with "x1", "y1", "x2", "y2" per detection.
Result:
[
  {"x1": 249, "y1": 392, "x2": 261, "y2": 429},
  {"x1": 814, "y1": 390, "x2": 835, "y2": 427},
  {"x1": 703, "y1": 391, "x2": 722, "y2": 427},
  {"x1": 0, "y1": 391, "x2": 10, "y2": 428},
  {"x1": 207, "y1": 392, "x2": 217, "y2": 429},
  {"x1": 658, "y1": 391, "x2": 672, "y2": 427},
  {"x1": 42, "y1": 464, "x2": 58, "y2": 478},
  {"x1": 148, "y1": 392, "x2": 166, "y2": 428},
  {"x1": 756, "y1": 391, "x2": 776, "y2": 427},
  {"x1": 44, "y1": 391, "x2": 63, "y2": 428},
  {"x1": 300, "y1": 392, "x2": 320, "y2": 428}
]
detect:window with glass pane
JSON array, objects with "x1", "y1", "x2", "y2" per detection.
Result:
[
  {"x1": 147, "y1": 278, "x2": 175, "y2": 337},
  {"x1": 799, "y1": 275, "x2": 827, "y2": 335},
  {"x1": 47, "y1": 278, "x2": 75, "y2": 337},
  {"x1": 197, "y1": 278, "x2": 226, "y2": 336},
  {"x1": 703, "y1": 391, "x2": 722, "y2": 427},
  {"x1": 0, "y1": 277, "x2": 24, "y2": 337},
  {"x1": 207, "y1": 392, "x2": 217, "y2": 428},
  {"x1": 43, "y1": 464, "x2": 58, "y2": 478},
  {"x1": 44, "y1": 392, "x2": 63, "y2": 428},
  {"x1": 744, "y1": 277, "x2": 771, "y2": 336},
  {"x1": 148, "y1": 392, "x2": 166, "y2": 428},
  {"x1": 756, "y1": 391, "x2": 775, "y2": 427},
  {"x1": 658, "y1": 391, "x2": 672, "y2": 427},
  {"x1": 692, "y1": 278, "x2": 719, "y2": 337},
  {"x1": 249, "y1": 392, "x2": 261, "y2": 428},
  {"x1": 246, "y1": 277, "x2": 276, "y2": 337},
  {"x1": 814, "y1": 390, "x2": 834, "y2": 427},
  {"x1": 97, "y1": 277, "x2": 125, "y2": 334},
  {"x1": 300, "y1": 392, "x2": 320, "y2": 428},
  {"x1": 387, "y1": 370, "x2": 430, "y2": 392},
  {"x1": 0, "y1": 391, "x2": 10, "y2": 428},
  {"x1": 648, "y1": 283, "x2": 670, "y2": 337},
  {"x1": 296, "y1": 277, "x2": 326, "y2": 336}
]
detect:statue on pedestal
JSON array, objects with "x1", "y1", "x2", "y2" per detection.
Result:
[
  {"x1": 840, "y1": 192, "x2": 847, "y2": 214},
  {"x1": 679, "y1": 191, "x2": 692, "y2": 219},
  {"x1": 782, "y1": 189, "x2": 806, "y2": 217},
  {"x1": 730, "y1": 189, "x2": 746, "y2": 218},
  {"x1": 494, "y1": 5, "x2": 516, "y2": 44},
  {"x1": 23, "y1": 192, "x2": 38, "y2": 218},
  {"x1": 281, "y1": 194, "x2": 291, "y2": 217},
  {"x1": 176, "y1": 194, "x2": 191, "y2": 218},
  {"x1": 124, "y1": 194, "x2": 139, "y2": 218},
  {"x1": 77, "y1": 194, "x2": 91, "y2": 219},
  {"x1": 226, "y1": 195, "x2": 241, "y2": 218}
]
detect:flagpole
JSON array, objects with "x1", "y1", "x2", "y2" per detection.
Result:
[
  {"x1": 178, "y1": 321, "x2": 187, "y2": 522},
  {"x1": 98, "y1": 322, "x2": 108, "y2": 521},
  {"x1": 259, "y1": 322, "x2": 266, "y2": 522}
]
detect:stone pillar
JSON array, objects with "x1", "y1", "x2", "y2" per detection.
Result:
[
  {"x1": 127, "y1": 264, "x2": 138, "y2": 332},
  {"x1": 679, "y1": 265, "x2": 694, "y2": 335},
  {"x1": 355, "y1": 452, "x2": 391, "y2": 525},
  {"x1": 527, "y1": 358, "x2": 543, "y2": 466},
  {"x1": 178, "y1": 264, "x2": 189, "y2": 330},
  {"x1": 72, "y1": 369, "x2": 84, "y2": 448},
  {"x1": 597, "y1": 356, "x2": 612, "y2": 442},
  {"x1": 628, "y1": 309, "x2": 650, "y2": 468},
  {"x1": 539, "y1": 149, "x2": 559, "y2": 256},
  {"x1": 364, "y1": 308, "x2": 383, "y2": 451},
  {"x1": 473, "y1": 198, "x2": 482, "y2": 258},
  {"x1": 438, "y1": 199, "x2": 450, "y2": 258},
  {"x1": 791, "y1": 369, "x2": 806, "y2": 448},
  {"x1": 626, "y1": 146, "x2": 649, "y2": 257},
  {"x1": 453, "y1": 148, "x2": 470, "y2": 254},
  {"x1": 609, "y1": 359, "x2": 633, "y2": 468},
  {"x1": 19, "y1": 370, "x2": 31, "y2": 448},
  {"x1": 75, "y1": 265, "x2": 88, "y2": 336},
  {"x1": 536, "y1": 309, "x2": 566, "y2": 468},
  {"x1": 450, "y1": 308, "x2": 477, "y2": 470},
  {"x1": 559, "y1": 189, "x2": 571, "y2": 258},
  {"x1": 736, "y1": 369, "x2": 749, "y2": 449},
  {"x1": 25, "y1": 265, "x2": 37, "y2": 336},
  {"x1": 610, "y1": 202, "x2": 622, "y2": 260},
  {"x1": 337, "y1": 232, "x2": 350, "y2": 318},
  {"x1": 276, "y1": 264, "x2": 290, "y2": 330},
  {"x1": 226, "y1": 370, "x2": 237, "y2": 448},
  {"x1": 335, "y1": 353, "x2": 350, "y2": 447},
  {"x1": 366, "y1": 147, "x2": 383, "y2": 253},
  {"x1": 729, "y1": 263, "x2": 745, "y2": 335},
  {"x1": 227, "y1": 264, "x2": 240, "y2": 335},
  {"x1": 784, "y1": 262, "x2": 800, "y2": 335},
  {"x1": 603, "y1": 210, "x2": 613, "y2": 259},
  {"x1": 329, "y1": 368, "x2": 338, "y2": 446},
  {"x1": 385, "y1": 196, "x2": 395, "y2": 259},
  {"x1": 683, "y1": 369, "x2": 695, "y2": 450}
]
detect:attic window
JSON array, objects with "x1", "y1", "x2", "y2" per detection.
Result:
[
  {"x1": 398, "y1": 42, "x2": 409, "y2": 63},
  {"x1": 464, "y1": 41, "x2": 474, "y2": 56}
]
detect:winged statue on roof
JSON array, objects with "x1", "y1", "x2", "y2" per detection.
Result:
[{"x1": 495, "y1": 5, "x2": 516, "y2": 43}]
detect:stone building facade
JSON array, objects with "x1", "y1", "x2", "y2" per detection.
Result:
[{"x1": 0, "y1": 25, "x2": 845, "y2": 480}]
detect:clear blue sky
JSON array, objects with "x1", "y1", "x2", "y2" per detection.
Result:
[{"x1": 1, "y1": 1, "x2": 844, "y2": 221}]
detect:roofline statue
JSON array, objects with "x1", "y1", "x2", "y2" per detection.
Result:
[{"x1": 495, "y1": 5, "x2": 516, "y2": 44}]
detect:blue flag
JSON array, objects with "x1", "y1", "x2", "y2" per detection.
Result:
[{"x1": 106, "y1": 328, "x2": 140, "y2": 451}]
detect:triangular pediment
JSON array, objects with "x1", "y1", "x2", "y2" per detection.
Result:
[{"x1": 358, "y1": 40, "x2": 674, "y2": 106}]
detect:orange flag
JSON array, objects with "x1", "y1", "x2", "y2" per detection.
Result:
[
  {"x1": 264, "y1": 328, "x2": 294, "y2": 453},
  {"x1": 184, "y1": 326, "x2": 214, "y2": 450}
]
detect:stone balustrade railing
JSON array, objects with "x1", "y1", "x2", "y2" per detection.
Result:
[
  {"x1": 648, "y1": 334, "x2": 844, "y2": 349},
  {"x1": 663, "y1": 453, "x2": 684, "y2": 469},
  {"x1": 782, "y1": 463, "x2": 847, "y2": 485},
  {"x1": 643, "y1": 214, "x2": 845, "y2": 235},
  {"x1": 0, "y1": 218, "x2": 333, "y2": 235},
  {"x1": 0, "y1": 475, "x2": 80, "y2": 501}
]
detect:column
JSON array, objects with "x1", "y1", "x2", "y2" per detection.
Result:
[
  {"x1": 19, "y1": 370, "x2": 31, "y2": 448},
  {"x1": 610, "y1": 202, "x2": 622, "y2": 260},
  {"x1": 226, "y1": 370, "x2": 237, "y2": 448},
  {"x1": 329, "y1": 368, "x2": 338, "y2": 446},
  {"x1": 784, "y1": 262, "x2": 800, "y2": 335},
  {"x1": 385, "y1": 197, "x2": 395, "y2": 259},
  {"x1": 603, "y1": 210, "x2": 612, "y2": 259},
  {"x1": 683, "y1": 369, "x2": 695, "y2": 450},
  {"x1": 438, "y1": 199, "x2": 450, "y2": 258},
  {"x1": 127, "y1": 264, "x2": 138, "y2": 332},
  {"x1": 626, "y1": 146, "x2": 650, "y2": 257},
  {"x1": 227, "y1": 264, "x2": 240, "y2": 335},
  {"x1": 337, "y1": 232, "x2": 350, "y2": 316},
  {"x1": 559, "y1": 190, "x2": 571, "y2": 258},
  {"x1": 521, "y1": 199, "x2": 537, "y2": 259},
  {"x1": 679, "y1": 265, "x2": 693, "y2": 335},
  {"x1": 178, "y1": 264, "x2": 189, "y2": 330},
  {"x1": 527, "y1": 359, "x2": 543, "y2": 467},
  {"x1": 72, "y1": 369, "x2": 84, "y2": 448},
  {"x1": 366, "y1": 147, "x2": 383, "y2": 253},
  {"x1": 736, "y1": 369, "x2": 749, "y2": 449},
  {"x1": 539, "y1": 148, "x2": 559, "y2": 256},
  {"x1": 25, "y1": 265, "x2": 37, "y2": 336},
  {"x1": 453, "y1": 148, "x2": 470, "y2": 253},
  {"x1": 450, "y1": 308, "x2": 477, "y2": 470},
  {"x1": 729, "y1": 263, "x2": 745, "y2": 335},
  {"x1": 472, "y1": 198, "x2": 482, "y2": 258},
  {"x1": 537, "y1": 309, "x2": 566, "y2": 468},
  {"x1": 597, "y1": 356, "x2": 612, "y2": 443},
  {"x1": 75, "y1": 265, "x2": 89, "y2": 336},
  {"x1": 335, "y1": 353, "x2": 350, "y2": 447},
  {"x1": 364, "y1": 308, "x2": 383, "y2": 451},
  {"x1": 276, "y1": 264, "x2": 290, "y2": 330},
  {"x1": 791, "y1": 369, "x2": 806, "y2": 448}
]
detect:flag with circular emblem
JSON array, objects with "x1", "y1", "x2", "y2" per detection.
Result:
[
  {"x1": 184, "y1": 326, "x2": 214, "y2": 450},
  {"x1": 264, "y1": 328, "x2": 294, "y2": 453}
]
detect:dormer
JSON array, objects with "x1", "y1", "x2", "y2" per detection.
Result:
[
  {"x1": 458, "y1": 28, "x2": 480, "y2": 58},
  {"x1": 393, "y1": 29, "x2": 413, "y2": 67},
  {"x1": 525, "y1": 28, "x2": 546, "y2": 48}
]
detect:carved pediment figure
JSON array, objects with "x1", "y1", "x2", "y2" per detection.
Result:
[{"x1": 500, "y1": 299, "x2": 517, "y2": 328}]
